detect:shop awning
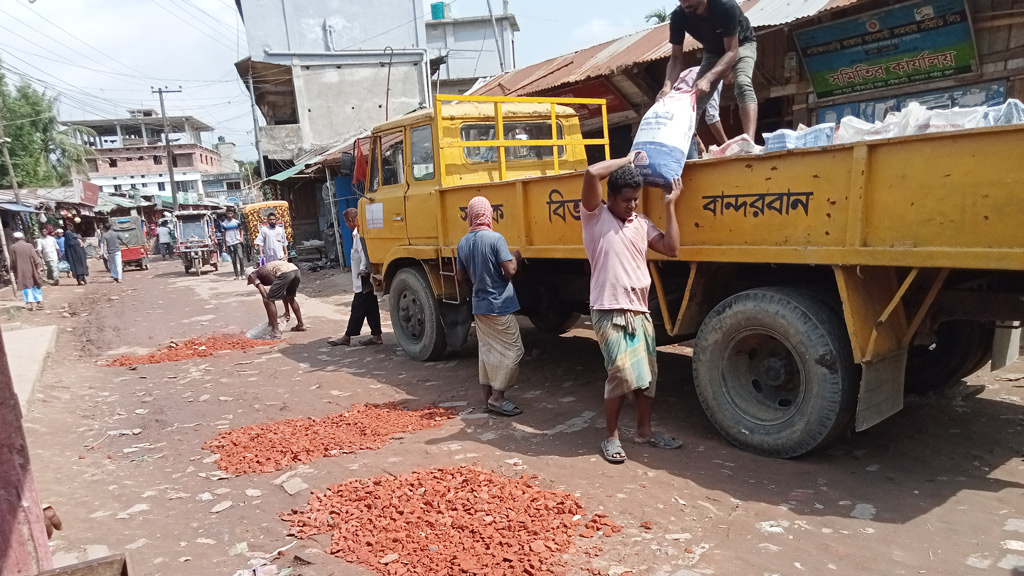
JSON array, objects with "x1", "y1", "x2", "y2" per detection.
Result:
[
  {"x1": 0, "y1": 202, "x2": 38, "y2": 212},
  {"x1": 268, "y1": 164, "x2": 308, "y2": 182}
]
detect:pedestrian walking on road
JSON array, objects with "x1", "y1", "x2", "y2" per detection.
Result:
[
  {"x1": 157, "y1": 221, "x2": 173, "y2": 260},
  {"x1": 581, "y1": 153, "x2": 684, "y2": 464},
  {"x1": 455, "y1": 196, "x2": 525, "y2": 417},
  {"x1": 256, "y1": 212, "x2": 288, "y2": 264},
  {"x1": 54, "y1": 228, "x2": 70, "y2": 278},
  {"x1": 10, "y1": 232, "x2": 45, "y2": 311},
  {"x1": 99, "y1": 222, "x2": 127, "y2": 283},
  {"x1": 36, "y1": 228, "x2": 60, "y2": 285},
  {"x1": 222, "y1": 208, "x2": 245, "y2": 279},
  {"x1": 329, "y1": 208, "x2": 383, "y2": 347},
  {"x1": 247, "y1": 260, "x2": 307, "y2": 338},
  {"x1": 63, "y1": 225, "x2": 90, "y2": 285}
]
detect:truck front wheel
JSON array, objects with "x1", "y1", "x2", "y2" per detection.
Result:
[
  {"x1": 390, "y1": 267, "x2": 448, "y2": 361},
  {"x1": 693, "y1": 288, "x2": 858, "y2": 458}
]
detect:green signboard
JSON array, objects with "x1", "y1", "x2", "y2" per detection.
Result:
[{"x1": 794, "y1": 0, "x2": 979, "y2": 99}]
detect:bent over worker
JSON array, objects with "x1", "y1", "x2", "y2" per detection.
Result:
[
  {"x1": 659, "y1": 0, "x2": 758, "y2": 141},
  {"x1": 247, "y1": 260, "x2": 307, "y2": 338},
  {"x1": 581, "y1": 153, "x2": 684, "y2": 464}
]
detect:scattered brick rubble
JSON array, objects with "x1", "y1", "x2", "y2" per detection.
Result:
[
  {"x1": 281, "y1": 465, "x2": 620, "y2": 576},
  {"x1": 104, "y1": 334, "x2": 278, "y2": 366},
  {"x1": 203, "y1": 403, "x2": 454, "y2": 474}
]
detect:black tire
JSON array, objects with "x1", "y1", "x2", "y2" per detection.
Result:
[
  {"x1": 905, "y1": 320, "x2": 994, "y2": 393},
  {"x1": 527, "y1": 310, "x2": 581, "y2": 335},
  {"x1": 693, "y1": 287, "x2": 858, "y2": 458},
  {"x1": 390, "y1": 266, "x2": 447, "y2": 361}
]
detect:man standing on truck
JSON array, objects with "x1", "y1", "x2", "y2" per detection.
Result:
[
  {"x1": 581, "y1": 154, "x2": 684, "y2": 464},
  {"x1": 658, "y1": 0, "x2": 758, "y2": 141},
  {"x1": 456, "y1": 196, "x2": 525, "y2": 417}
]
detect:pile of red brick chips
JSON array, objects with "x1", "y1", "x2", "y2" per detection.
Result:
[
  {"x1": 280, "y1": 465, "x2": 621, "y2": 576},
  {"x1": 203, "y1": 403, "x2": 454, "y2": 474},
  {"x1": 104, "y1": 334, "x2": 278, "y2": 366}
]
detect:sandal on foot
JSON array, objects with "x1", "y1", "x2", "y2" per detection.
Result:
[
  {"x1": 640, "y1": 432, "x2": 683, "y2": 449},
  {"x1": 327, "y1": 337, "x2": 350, "y2": 346},
  {"x1": 486, "y1": 399, "x2": 522, "y2": 416},
  {"x1": 290, "y1": 325, "x2": 308, "y2": 332},
  {"x1": 600, "y1": 438, "x2": 627, "y2": 464},
  {"x1": 359, "y1": 337, "x2": 382, "y2": 346}
]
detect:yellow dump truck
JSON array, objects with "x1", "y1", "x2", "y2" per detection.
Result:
[{"x1": 360, "y1": 93, "x2": 1024, "y2": 457}]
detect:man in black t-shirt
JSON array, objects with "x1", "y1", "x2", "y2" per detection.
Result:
[{"x1": 658, "y1": 0, "x2": 758, "y2": 141}]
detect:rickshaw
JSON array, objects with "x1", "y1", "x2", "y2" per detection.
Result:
[
  {"x1": 173, "y1": 210, "x2": 219, "y2": 276},
  {"x1": 110, "y1": 217, "x2": 150, "y2": 271},
  {"x1": 240, "y1": 201, "x2": 294, "y2": 262}
]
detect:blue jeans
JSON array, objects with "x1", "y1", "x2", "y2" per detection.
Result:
[{"x1": 108, "y1": 252, "x2": 123, "y2": 280}]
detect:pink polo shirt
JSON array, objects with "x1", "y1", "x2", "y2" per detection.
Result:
[{"x1": 581, "y1": 202, "x2": 663, "y2": 312}]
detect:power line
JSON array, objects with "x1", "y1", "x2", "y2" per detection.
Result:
[
  {"x1": 7, "y1": 3, "x2": 161, "y2": 82},
  {"x1": 173, "y1": 0, "x2": 237, "y2": 33},
  {"x1": 149, "y1": 0, "x2": 238, "y2": 52}
]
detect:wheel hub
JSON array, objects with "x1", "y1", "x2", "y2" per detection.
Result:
[
  {"x1": 722, "y1": 328, "x2": 804, "y2": 425},
  {"x1": 398, "y1": 290, "x2": 425, "y2": 342}
]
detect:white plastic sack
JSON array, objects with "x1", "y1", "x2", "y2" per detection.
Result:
[
  {"x1": 982, "y1": 99, "x2": 1024, "y2": 126},
  {"x1": 763, "y1": 123, "x2": 836, "y2": 152},
  {"x1": 630, "y1": 67, "x2": 698, "y2": 188},
  {"x1": 708, "y1": 134, "x2": 763, "y2": 158}
]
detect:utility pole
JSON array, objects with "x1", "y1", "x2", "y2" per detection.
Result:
[
  {"x1": 0, "y1": 121, "x2": 21, "y2": 205},
  {"x1": 0, "y1": 118, "x2": 17, "y2": 295},
  {"x1": 247, "y1": 72, "x2": 267, "y2": 181},
  {"x1": 485, "y1": 0, "x2": 507, "y2": 73},
  {"x1": 152, "y1": 87, "x2": 182, "y2": 212}
]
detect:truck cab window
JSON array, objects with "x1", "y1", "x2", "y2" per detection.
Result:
[
  {"x1": 369, "y1": 137, "x2": 381, "y2": 192},
  {"x1": 461, "y1": 121, "x2": 564, "y2": 163},
  {"x1": 410, "y1": 125, "x2": 435, "y2": 181},
  {"x1": 381, "y1": 131, "x2": 405, "y2": 187}
]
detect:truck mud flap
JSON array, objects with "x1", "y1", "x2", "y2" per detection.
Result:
[
  {"x1": 440, "y1": 302, "x2": 472, "y2": 351},
  {"x1": 855, "y1": 350, "x2": 907, "y2": 431},
  {"x1": 992, "y1": 321, "x2": 1022, "y2": 372}
]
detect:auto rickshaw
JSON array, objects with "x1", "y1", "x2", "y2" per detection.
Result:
[
  {"x1": 240, "y1": 201, "x2": 294, "y2": 261},
  {"x1": 110, "y1": 217, "x2": 150, "y2": 271},
  {"x1": 173, "y1": 210, "x2": 219, "y2": 275}
]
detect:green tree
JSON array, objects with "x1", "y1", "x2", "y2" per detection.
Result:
[
  {"x1": 239, "y1": 159, "x2": 258, "y2": 187},
  {"x1": 645, "y1": 7, "x2": 671, "y2": 24},
  {"x1": 0, "y1": 63, "x2": 94, "y2": 188}
]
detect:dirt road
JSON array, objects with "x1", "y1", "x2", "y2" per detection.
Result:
[{"x1": 12, "y1": 257, "x2": 1024, "y2": 575}]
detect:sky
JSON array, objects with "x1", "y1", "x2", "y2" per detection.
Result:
[{"x1": 0, "y1": 0, "x2": 677, "y2": 161}]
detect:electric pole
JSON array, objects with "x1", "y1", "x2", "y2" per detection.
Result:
[
  {"x1": 0, "y1": 119, "x2": 18, "y2": 295},
  {"x1": 246, "y1": 71, "x2": 267, "y2": 181},
  {"x1": 0, "y1": 121, "x2": 21, "y2": 205},
  {"x1": 152, "y1": 87, "x2": 182, "y2": 212}
]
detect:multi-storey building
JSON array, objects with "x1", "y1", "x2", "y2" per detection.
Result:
[{"x1": 65, "y1": 109, "x2": 238, "y2": 202}]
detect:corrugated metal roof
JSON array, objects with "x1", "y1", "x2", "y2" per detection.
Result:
[
  {"x1": 470, "y1": 0, "x2": 867, "y2": 97},
  {"x1": 470, "y1": 24, "x2": 687, "y2": 97}
]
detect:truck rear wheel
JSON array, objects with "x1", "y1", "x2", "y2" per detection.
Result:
[
  {"x1": 390, "y1": 267, "x2": 447, "y2": 361},
  {"x1": 693, "y1": 288, "x2": 858, "y2": 458},
  {"x1": 905, "y1": 320, "x2": 993, "y2": 393}
]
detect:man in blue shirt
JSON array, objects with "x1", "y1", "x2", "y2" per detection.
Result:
[{"x1": 456, "y1": 196, "x2": 524, "y2": 416}]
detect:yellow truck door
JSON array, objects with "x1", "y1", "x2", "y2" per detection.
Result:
[{"x1": 362, "y1": 130, "x2": 408, "y2": 257}]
